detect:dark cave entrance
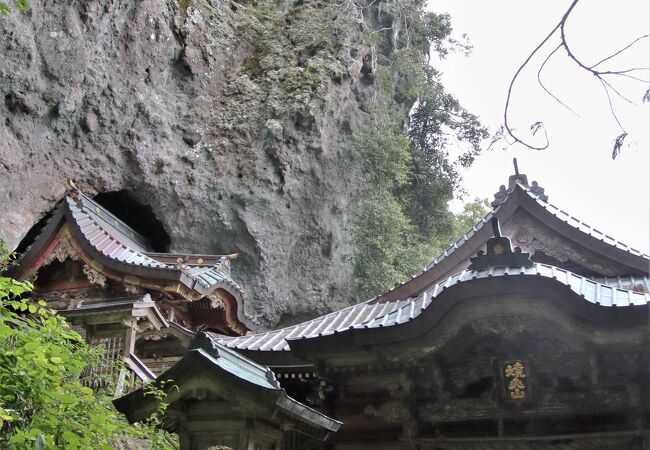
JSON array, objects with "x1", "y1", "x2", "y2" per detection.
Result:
[
  {"x1": 14, "y1": 209, "x2": 56, "y2": 255},
  {"x1": 94, "y1": 190, "x2": 171, "y2": 252}
]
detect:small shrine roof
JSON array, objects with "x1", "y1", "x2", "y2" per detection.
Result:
[
  {"x1": 66, "y1": 193, "x2": 243, "y2": 297},
  {"x1": 114, "y1": 332, "x2": 341, "y2": 437},
  {"x1": 216, "y1": 262, "x2": 649, "y2": 353},
  {"x1": 10, "y1": 185, "x2": 245, "y2": 300},
  {"x1": 8, "y1": 182, "x2": 253, "y2": 333}
]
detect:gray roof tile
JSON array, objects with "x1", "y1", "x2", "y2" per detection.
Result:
[
  {"x1": 64, "y1": 192, "x2": 244, "y2": 298},
  {"x1": 217, "y1": 263, "x2": 649, "y2": 352}
]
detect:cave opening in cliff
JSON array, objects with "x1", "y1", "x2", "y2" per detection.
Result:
[
  {"x1": 94, "y1": 190, "x2": 171, "y2": 252},
  {"x1": 14, "y1": 209, "x2": 56, "y2": 255}
]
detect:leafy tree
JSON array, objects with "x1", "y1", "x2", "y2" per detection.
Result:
[
  {"x1": 0, "y1": 240, "x2": 177, "y2": 449},
  {"x1": 443, "y1": 197, "x2": 490, "y2": 245},
  {"x1": 350, "y1": 4, "x2": 488, "y2": 300}
]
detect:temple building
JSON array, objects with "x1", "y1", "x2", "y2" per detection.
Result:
[
  {"x1": 8, "y1": 166, "x2": 650, "y2": 449},
  {"x1": 6, "y1": 181, "x2": 254, "y2": 391}
]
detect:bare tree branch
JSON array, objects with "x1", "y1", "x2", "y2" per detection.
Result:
[
  {"x1": 503, "y1": 1, "x2": 580, "y2": 150},
  {"x1": 503, "y1": 0, "x2": 648, "y2": 156},
  {"x1": 598, "y1": 67, "x2": 650, "y2": 75},
  {"x1": 600, "y1": 77, "x2": 635, "y2": 105},
  {"x1": 590, "y1": 34, "x2": 649, "y2": 69},
  {"x1": 606, "y1": 72, "x2": 649, "y2": 83},
  {"x1": 598, "y1": 78, "x2": 626, "y2": 133},
  {"x1": 537, "y1": 43, "x2": 582, "y2": 117}
]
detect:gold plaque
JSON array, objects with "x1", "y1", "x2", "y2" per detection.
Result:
[{"x1": 504, "y1": 360, "x2": 527, "y2": 400}]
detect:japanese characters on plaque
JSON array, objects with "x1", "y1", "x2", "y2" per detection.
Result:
[{"x1": 504, "y1": 360, "x2": 527, "y2": 401}]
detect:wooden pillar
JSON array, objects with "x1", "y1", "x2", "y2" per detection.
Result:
[{"x1": 114, "y1": 319, "x2": 138, "y2": 397}]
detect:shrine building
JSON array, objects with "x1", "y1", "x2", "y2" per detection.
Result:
[{"x1": 6, "y1": 181, "x2": 254, "y2": 390}]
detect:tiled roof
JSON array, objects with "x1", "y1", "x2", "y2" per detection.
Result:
[
  {"x1": 217, "y1": 263, "x2": 649, "y2": 352},
  {"x1": 64, "y1": 190, "x2": 244, "y2": 297},
  {"x1": 186, "y1": 264, "x2": 241, "y2": 293},
  {"x1": 423, "y1": 183, "x2": 648, "y2": 275},
  {"x1": 593, "y1": 275, "x2": 650, "y2": 293},
  {"x1": 192, "y1": 333, "x2": 341, "y2": 432},
  {"x1": 8, "y1": 185, "x2": 252, "y2": 332},
  {"x1": 356, "y1": 264, "x2": 648, "y2": 331},
  {"x1": 197, "y1": 333, "x2": 285, "y2": 389},
  {"x1": 376, "y1": 182, "x2": 649, "y2": 303},
  {"x1": 217, "y1": 298, "x2": 397, "y2": 352},
  {"x1": 68, "y1": 196, "x2": 169, "y2": 269},
  {"x1": 520, "y1": 184, "x2": 649, "y2": 258}
]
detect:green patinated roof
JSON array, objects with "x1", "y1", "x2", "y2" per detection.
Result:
[{"x1": 114, "y1": 332, "x2": 341, "y2": 437}]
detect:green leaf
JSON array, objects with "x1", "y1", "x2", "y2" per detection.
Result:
[
  {"x1": 79, "y1": 386, "x2": 93, "y2": 396},
  {"x1": 28, "y1": 304, "x2": 37, "y2": 313},
  {"x1": 91, "y1": 414, "x2": 105, "y2": 426},
  {"x1": 62, "y1": 430, "x2": 79, "y2": 445},
  {"x1": 49, "y1": 356, "x2": 62, "y2": 364},
  {"x1": 14, "y1": 0, "x2": 28, "y2": 11}
]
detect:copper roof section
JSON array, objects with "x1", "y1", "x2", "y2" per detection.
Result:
[{"x1": 114, "y1": 332, "x2": 342, "y2": 439}]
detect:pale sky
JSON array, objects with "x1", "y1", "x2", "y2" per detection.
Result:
[{"x1": 429, "y1": 0, "x2": 650, "y2": 254}]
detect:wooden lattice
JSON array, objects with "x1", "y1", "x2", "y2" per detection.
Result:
[{"x1": 82, "y1": 335, "x2": 124, "y2": 389}]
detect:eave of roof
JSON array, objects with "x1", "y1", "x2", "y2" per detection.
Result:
[
  {"x1": 10, "y1": 189, "x2": 244, "y2": 296},
  {"x1": 114, "y1": 332, "x2": 341, "y2": 435},
  {"x1": 217, "y1": 262, "x2": 649, "y2": 354},
  {"x1": 56, "y1": 295, "x2": 169, "y2": 329}
]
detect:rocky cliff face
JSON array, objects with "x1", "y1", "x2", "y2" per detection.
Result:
[{"x1": 0, "y1": 0, "x2": 400, "y2": 327}]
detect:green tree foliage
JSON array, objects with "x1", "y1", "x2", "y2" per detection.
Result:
[
  {"x1": 350, "y1": 4, "x2": 488, "y2": 299},
  {"x1": 0, "y1": 241, "x2": 177, "y2": 449},
  {"x1": 448, "y1": 198, "x2": 491, "y2": 239},
  {"x1": 428, "y1": 197, "x2": 491, "y2": 251},
  {"x1": 0, "y1": 0, "x2": 28, "y2": 15}
]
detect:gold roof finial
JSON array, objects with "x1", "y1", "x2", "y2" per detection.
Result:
[
  {"x1": 67, "y1": 178, "x2": 78, "y2": 190},
  {"x1": 66, "y1": 179, "x2": 81, "y2": 199},
  {"x1": 227, "y1": 252, "x2": 239, "y2": 260}
]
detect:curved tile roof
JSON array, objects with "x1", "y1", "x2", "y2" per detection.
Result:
[
  {"x1": 594, "y1": 275, "x2": 650, "y2": 293},
  {"x1": 68, "y1": 196, "x2": 170, "y2": 270},
  {"x1": 66, "y1": 191, "x2": 245, "y2": 297},
  {"x1": 375, "y1": 182, "x2": 649, "y2": 303},
  {"x1": 9, "y1": 187, "x2": 246, "y2": 303},
  {"x1": 217, "y1": 263, "x2": 649, "y2": 352},
  {"x1": 423, "y1": 183, "x2": 649, "y2": 275},
  {"x1": 520, "y1": 184, "x2": 649, "y2": 258},
  {"x1": 356, "y1": 264, "x2": 648, "y2": 331}
]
